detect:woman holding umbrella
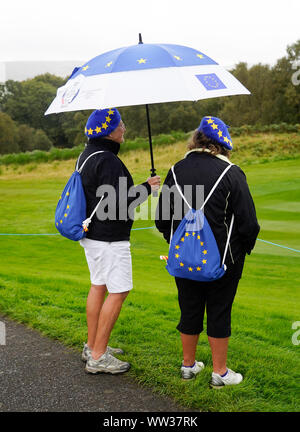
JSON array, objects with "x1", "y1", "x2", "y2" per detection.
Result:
[
  {"x1": 155, "y1": 116, "x2": 259, "y2": 387},
  {"x1": 80, "y1": 108, "x2": 160, "y2": 375}
]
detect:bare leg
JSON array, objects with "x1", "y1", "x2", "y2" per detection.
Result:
[
  {"x1": 91, "y1": 291, "x2": 129, "y2": 360},
  {"x1": 208, "y1": 336, "x2": 229, "y2": 375},
  {"x1": 86, "y1": 284, "x2": 107, "y2": 349},
  {"x1": 180, "y1": 333, "x2": 199, "y2": 366}
]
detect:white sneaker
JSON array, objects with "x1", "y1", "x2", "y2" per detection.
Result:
[
  {"x1": 181, "y1": 361, "x2": 205, "y2": 380},
  {"x1": 210, "y1": 368, "x2": 243, "y2": 388},
  {"x1": 85, "y1": 351, "x2": 130, "y2": 375},
  {"x1": 81, "y1": 343, "x2": 124, "y2": 362}
]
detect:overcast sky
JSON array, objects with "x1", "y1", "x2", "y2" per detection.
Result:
[{"x1": 1, "y1": 0, "x2": 299, "y2": 67}]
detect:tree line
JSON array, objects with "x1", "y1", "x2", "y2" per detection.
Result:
[{"x1": 0, "y1": 40, "x2": 299, "y2": 154}]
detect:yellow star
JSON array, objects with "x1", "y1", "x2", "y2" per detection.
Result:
[
  {"x1": 197, "y1": 54, "x2": 204, "y2": 59},
  {"x1": 84, "y1": 127, "x2": 87, "y2": 133},
  {"x1": 223, "y1": 136, "x2": 229, "y2": 143},
  {"x1": 137, "y1": 58, "x2": 146, "y2": 64},
  {"x1": 218, "y1": 130, "x2": 223, "y2": 138},
  {"x1": 175, "y1": 245, "x2": 180, "y2": 250},
  {"x1": 200, "y1": 241, "x2": 204, "y2": 246},
  {"x1": 106, "y1": 116, "x2": 111, "y2": 123},
  {"x1": 82, "y1": 65, "x2": 89, "y2": 71},
  {"x1": 60, "y1": 220, "x2": 63, "y2": 224},
  {"x1": 101, "y1": 122, "x2": 108, "y2": 130},
  {"x1": 88, "y1": 128, "x2": 94, "y2": 135},
  {"x1": 108, "y1": 109, "x2": 114, "y2": 115},
  {"x1": 202, "y1": 259, "x2": 207, "y2": 264},
  {"x1": 105, "y1": 61, "x2": 113, "y2": 67},
  {"x1": 188, "y1": 267, "x2": 193, "y2": 272},
  {"x1": 211, "y1": 123, "x2": 218, "y2": 130},
  {"x1": 174, "y1": 55, "x2": 182, "y2": 60},
  {"x1": 197, "y1": 235, "x2": 201, "y2": 240},
  {"x1": 175, "y1": 253, "x2": 180, "y2": 259},
  {"x1": 181, "y1": 237, "x2": 185, "y2": 242},
  {"x1": 180, "y1": 262, "x2": 184, "y2": 267},
  {"x1": 66, "y1": 192, "x2": 70, "y2": 196},
  {"x1": 64, "y1": 213, "x2": 67, "y2": 218},
  {"x1": 203, "y1": 250, "x2": 207, "y2": 255},
  {"x1": 207, "y1": 119, "x2": 214, "y2": 124},
  {"x1": 196, "y1": 267, "x2": 202, "y2": 271},
  {"x1": 67, "y1": 205, "x2": 70, "y2": 209},
  {"x1": 95, "y1": 126, "x2": 102, "y2": 134},
  {"x1": 185, "y1": 233, "x2": 190, "y2": 237}
]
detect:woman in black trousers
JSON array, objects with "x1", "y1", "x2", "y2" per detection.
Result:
[{"x1": 155, "y1": 116, "x2": 260, "y2": 388}]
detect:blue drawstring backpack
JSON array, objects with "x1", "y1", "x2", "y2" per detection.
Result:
[
  {"x1": 55, "y1": 151, "x2": 105, "y2": 241},
  {"x1": 166, "y1": 164, "x2": 234, "y2": 282}
]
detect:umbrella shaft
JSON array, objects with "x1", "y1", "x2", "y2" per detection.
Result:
[{"x1": 145, "y1": 104, "x2": 156, "y2": 177}]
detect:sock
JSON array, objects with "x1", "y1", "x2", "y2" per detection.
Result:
[
  {"x1": 183, "y1": 362, "x2": 196, "y2": 368},
  {"x1": 221, "y1": 369, "x2": 228, "y2": 377}
]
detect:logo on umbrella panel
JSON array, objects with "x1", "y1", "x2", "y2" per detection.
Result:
[
  {"x1": 61, "y1": 76, "x2": 84, "y2": 107},
  {"x1": 196, "y1": 73, "x2": 227, "y2": 91}
]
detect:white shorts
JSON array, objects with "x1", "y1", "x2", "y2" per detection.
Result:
[{"x1": 80, "y1": 238, "x2": 133, "y2": 293}]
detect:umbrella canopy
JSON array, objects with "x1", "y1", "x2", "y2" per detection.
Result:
[{"x1": 45, "y1": 42, "x2": 250, "y2": 115}]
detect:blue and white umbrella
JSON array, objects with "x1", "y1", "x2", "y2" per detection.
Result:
[
  {"x1": 45, "y1": 36, "x2": 250, "y2": 174},
  {"x1": 45, "y1": 40, "x2": 249, "y2": 114}
]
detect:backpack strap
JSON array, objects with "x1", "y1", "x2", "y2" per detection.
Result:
[
  {"x1": 202, "y1": 164, "x2": 235, "y2": 267},
  {"x1": 170, "y1": 165, "x2": 192, "y2": 245},
  {"x1": 222, "y1": 213, "x2": 234, "y2": 268},
  {"x1": 171, "y1": 165, "x2": 192, "y2": 209},
  {"x1": 200, "y1": 164, "x2": 233, "y2": 210},
  {"x1": 170, "y1": 163, "x2": 235, "y2": 267},
  {"x1": 76, "y1": 150, "x2": 106, "y2": 232},
  {"x1": 76, "y1": 150, "x2": 106, "y2": 173}
]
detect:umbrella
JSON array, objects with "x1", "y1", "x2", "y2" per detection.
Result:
[{"x1": 45, "y1": 34, "x2": 250, "y2": 176}]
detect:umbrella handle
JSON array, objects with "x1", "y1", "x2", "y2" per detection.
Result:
[
  {"x1": 145, "y1": 104, "x2": 158, "y2": 197},
  {"x1": 145, "y1": 104, "x2": 156, "y2": 176}
]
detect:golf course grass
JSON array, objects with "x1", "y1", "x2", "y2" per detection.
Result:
[{"x1": 0, "y1": 141, "x2": 299, "y2": 412}]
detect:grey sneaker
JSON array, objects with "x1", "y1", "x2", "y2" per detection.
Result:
[
  {"x1": 82, "y1": 343, "x2": 91, "y2": 362},
  {"x1": 181, "y1": 361, "x2": 205, "y2": 380},
  {"x1": 210, "y1": 368, "x2": 243, "y2": 388},
  {"x1": 81, "y1": 343, "x2": 124, "y2": 362},
  {"x1": 85, "y1": 351, "x2": 130, "y2": 375}
]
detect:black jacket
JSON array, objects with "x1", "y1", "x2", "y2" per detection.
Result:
[
  {"x1": 78, "y1": 137, "x2": 151, "y2": 242},
  {"x1": 155, "y1": 151, "x2": 260, "y2": 267}
]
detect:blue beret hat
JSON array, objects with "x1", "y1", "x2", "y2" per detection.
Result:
[
  {"x1": 198, "y1": 116, "x2": 233, "y2": 150},
  {"x1": 85, "y1": 108, "x2": 121, "y2": 138}
]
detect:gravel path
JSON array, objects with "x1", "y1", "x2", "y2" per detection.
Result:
[{"x1": 0, "y1": 314, "x2": 196, "y2": 413}]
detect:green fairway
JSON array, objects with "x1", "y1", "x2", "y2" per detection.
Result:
[{"x1": 0, "y1": 156, "x2": 299, "y2": 412}]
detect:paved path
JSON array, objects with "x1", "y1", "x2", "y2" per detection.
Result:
[{"x1": 0, "y1": 314, "x2": 195, "y2": 412}]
